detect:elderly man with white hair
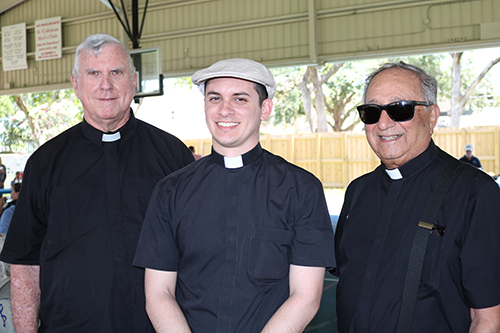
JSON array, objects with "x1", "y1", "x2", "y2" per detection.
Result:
[{"x1": 0, "y1": 33, "x2": 194, "y2": 332}]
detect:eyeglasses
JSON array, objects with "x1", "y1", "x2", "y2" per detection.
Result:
[{"x1": 357, "y1": 100, "x2": 432, "y2": 124}]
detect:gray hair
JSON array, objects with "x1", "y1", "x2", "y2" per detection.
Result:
[
  {"x1": 72, "y1": 34, "x2": 135, "y2": 79},
  {"x1": 362, "y1": 61, "x2": 438, "y2": 105}
]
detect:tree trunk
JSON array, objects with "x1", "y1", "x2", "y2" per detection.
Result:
[
  {"x1": 300, "y1": 69, "x2": 315, "y2": 132},
  {"x1": 15, "y1": 95, "x2": 43, "y2": 147},
  {"x1": 449, "y1": 52, "x2": 463, "y2": 127},
  {"x1": 449, "y1": 52, "x2": 500, "y2": 127},
  {"x1": 308, "y1": 67, "x2": 328, "y2": 132}
]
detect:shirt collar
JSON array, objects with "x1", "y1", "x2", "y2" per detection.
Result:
[
  {"x1": 81, "y1": 109, "x2": 137, "y2": 147},
  {"x1": 385, "y1": 168, "x2": 402, "y2": 180},
  {"x1": 384, "y1": 140, "x2": 439, "y2": 179},
  {"x1": 211, "y1": 143, "x2": 263, "y2": 169},
  {"x1": 102, "y1": 132, "x2": 121, "y2": 142}
]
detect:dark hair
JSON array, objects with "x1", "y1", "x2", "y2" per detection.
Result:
[
  {"x1": 12, "y1": 183, "x2": 21, "y2": 193},
  {"x1": 254, "y1": 82, "x2": 268, "y2": 106},
  {"x1": 204, "y1": 79, "x2": 268, "y2": 106},
  {"x1": 188, "y1": 146, "x2": 195, "y2": 153},
  {"x1": 363, "y1": 61, "x2": 438, "y2": 105}
]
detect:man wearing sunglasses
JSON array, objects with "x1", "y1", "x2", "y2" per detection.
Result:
[{"x1": 334, "y1": 62, "x2": 500, "y2": 332}]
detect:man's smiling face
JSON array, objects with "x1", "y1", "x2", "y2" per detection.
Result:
[
  {"x1": 204, "y1": 77, "x2": 272, "y2": 157},
  {"x1": 71, "y1": 44, "x2": 137, "y2": 132},
  {"x1": 364, "y1": 68, "x2": 439, "y2": 169}
]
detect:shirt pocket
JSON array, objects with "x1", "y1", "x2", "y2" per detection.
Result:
[{"x1": 248, "y1": 225, "x2": 293, "y2": 280}]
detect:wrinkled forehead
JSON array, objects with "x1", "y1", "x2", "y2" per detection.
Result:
[
  {"x1": 79, "y1": 48, "x2": 130, "y2": 74},
  {"x1": 366, "y1": 69, "x2": 423, "y2": 103}
]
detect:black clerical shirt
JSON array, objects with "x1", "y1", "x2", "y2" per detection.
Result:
[
  {"x1": 134, "y1": 143, "x2": 335, "y2": 333},
  {"x1": 0, "y1": 111, "x2": 194, "y2": 332},
  {"x1": 335, "y1": 141, "x2": 500, "y2": 332}
]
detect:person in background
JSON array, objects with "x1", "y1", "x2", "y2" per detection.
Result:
[
  {"x1": 0, "y1": 183, "x2": 21, "y2": 235},
  {"x1": 334, "y1": 62, "x2": 500, "y2": 332},
  {"x1": 10, "y1": 172, "x2": 22, "y2": 187},
  {"x1": 188, "y1": 145, "x2": 203, "y2": 160},
  {"x1": 134, "y1": 58, "x2": 335, "y2": 332},
  {"x1": 0, "y1": 33, "x2": 194, "y2": 332},
  {"x1": 0, "y1": 158, "x2": 6, "y2": 189},
  {"x1": 459, "y1": 143, "x2": 482, "y2": 169}
]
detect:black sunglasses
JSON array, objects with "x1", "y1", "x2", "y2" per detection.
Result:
[{"x1": 357, "y1": 100, "x2": 432, "y2": 124}]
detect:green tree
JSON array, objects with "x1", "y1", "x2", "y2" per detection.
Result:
[
  {"x1": 387, "y1": 53, "x2": 449, "y2": 96},
  {"x1": 0, "y1": 97, "x2": 32, "y2": 152},
  {"x1": 0, "y1": 89, "x2": 82, "y2": 152},
  {"x1": 387, "y1": 52, "x2": 500, "y2": 127},
  {"x1": 270, "y1": 67, "x2": 304, "y2": 127},
  {"x1": 301, "y1": 64, "x2": 344, "y2": 132},
  {"x1": 323, "y1": 62, "x2": 370, "y2": 132},
  {"x1": 449, "y1": 52, "x2": 500, "y2": 127},
  {"x1": 272, "y1": 60, "x2": 380, "y2": 132},
  {"x1": 174, "y1": 51, "x2": 500, "y2": 132},
  {"x1": 274, "y1": 54, "x2": 452, "y2": 132}
]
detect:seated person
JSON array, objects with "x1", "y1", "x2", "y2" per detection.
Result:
[{"x1": 0, "y1": 183, "x2": 21, "y2": 235}]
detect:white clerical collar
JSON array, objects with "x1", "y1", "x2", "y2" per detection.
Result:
[
  {"x1": 102, "y1": 132, "x2": 121, "y2": 142},
  {"x1": 385, "y1": 168, "x2": 403, "y2": 180},
  {"x1": 224, "y1": 155, "x2": 243, "y2": 169}
]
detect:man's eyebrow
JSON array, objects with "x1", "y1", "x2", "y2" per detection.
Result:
[
  {"x1": 207, "y1": 91, "x2": 251, "y2": 97},
  {"x1": 366, "y1": 96, "x2": 405, "y2": 104},
  {"x1": 84, "y1": 66, "x2": 125, "y2": 73},
  {"x1": 233, "y1": 92, "x2": 250, "y2": 97}
]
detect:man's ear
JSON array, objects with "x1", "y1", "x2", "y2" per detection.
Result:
[
  {"x1": 71, "y1": 75, "x2": 79, "y2": 98},
  {"x1": 132, "y1": 72, "x2": 138, "y2": 90},
  {"x1": 429, "y1": 104, "x2": 440, "y2": 135},
  {"x1": 260, "y1": 99, "x2": 273, "y2": 121}
]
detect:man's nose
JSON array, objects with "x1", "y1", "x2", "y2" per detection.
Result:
[
  {"x1": 100, "y1": 76, "x2": 113, "y2": 90},
  {"x1": 218, "y1": 101, "x2": 234, "y2": 116},
  {"x1": 377, "y1": 109, "x2": 395, "y2": 128}
]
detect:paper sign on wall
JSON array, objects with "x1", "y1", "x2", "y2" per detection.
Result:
[
  {"x1": 35, "y1": 16, "x2": 62, "y2": 61},
  {"x1": 2, "y1": 23, "x2": 28, "y2": 71}
]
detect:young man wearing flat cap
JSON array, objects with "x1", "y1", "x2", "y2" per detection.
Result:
[{"x1": 134, "y1": 58, "x2": 335, "y2": 332}]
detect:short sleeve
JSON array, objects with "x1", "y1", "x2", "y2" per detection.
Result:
[
  {"x1": 133, "y1": 181, "x2": 179, "y2": 271},
  {"x1": 289, "y1": 177, "x2": 335, "y2": 269},
  {"x1": 460, "y1": 177, "x2": 500, "y2": 308},
  {"x1": 0, "y1": 158, "x2": 46, "y2": 265}
]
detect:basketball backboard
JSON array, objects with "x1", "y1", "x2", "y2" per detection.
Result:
[{"x1": 130, "y1": 47, "x2": 163, "y2": 99}]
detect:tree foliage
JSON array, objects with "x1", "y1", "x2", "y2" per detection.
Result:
[
  {"x1": 323, "y1": 62, "x2": 370, "y2": 132},
  {"x1": 2, "y1": 51, "x2": 492, "y2": 152},
  {"x1": 271, "y1": 51, "x2": 499, "y2": 132},
  {"x1": 272, "y1": 60, "x2": 380, "y2": 132},
  {"x1": 270, "y1": 67, "x2": 304, "y2": 126},
  {"x1": 449, "y1": 52, "x2": 500, "y2": 126},
  {"x1": 0, "y1": 90, "x2": 82, "y2": 153},
  {"x1": 0, "y1": 97, "x2": 32, "y2": 153}
]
